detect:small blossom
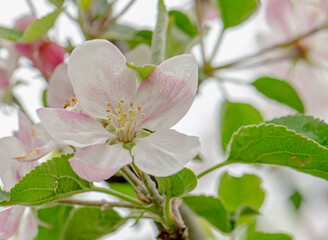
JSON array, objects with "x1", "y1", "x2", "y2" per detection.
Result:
[{"x1": 37, "y1": 39, "x2": 200, "y2": 182}]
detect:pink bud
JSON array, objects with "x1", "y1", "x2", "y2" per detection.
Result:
[
  {"x1": 14, "y1": 15, "x2": 42, "y2": 60},
  {"x1": 0, "y1": 68, "x2": 10, "y2": 89},
  {"x1": 34, "y1": 42, "x2": 65, "y2": 80}
]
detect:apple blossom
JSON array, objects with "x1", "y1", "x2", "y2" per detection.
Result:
[
  {"x1": 259, "y1": 0, "x2": 328, "y2": 116},
  {"x1": 37, "y1": 39, "x2": 200, "y2": 182}
]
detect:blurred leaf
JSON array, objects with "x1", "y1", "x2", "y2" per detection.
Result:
[
  {"x1": 156, "y1": 168, "x2": 197, "y2": 197},
  {"x1": 220, "y1": 101, "x2": 263, "y2": 152},
  {"x1": 226, "y1": 124, "x2": 328, "y2": 181},
  {"x1": 193, "y1": 154, "x2": 202, "y2": 161},
  {"x1": 151, "y1": 0, "x2": 168, "y2": 65},
  {"x1": 0, "y1": 26, "x2": 23, "y2": 41},
  {"x1": 218, "y1": 172, "x2": 265, "y2": 214},
  {"x1": 126, "y1": 63, "x2": 156, "y2": 81},
  {"x1": 247, "y1": 231, "x2": 292, "y2": 240},
  {"x1": 267, "y1": 115, "x2": 328, "y2": 147},
  {"x1": 289, "y1": 190, "x2": 303, "y2": 210},
  {"x1": 183, "y1": 195, "x2": 231, "y2": 233},
  {"x1": 0, "y1": 154, "x2": 94, "y2": 206},
  {"x1": 42, "y1": 88, "x2": 48, "y2": 107},
  {"x1": 217, "y1": 0, "x2": 259, "y2": 29},
  {"x1": 81, "y1": 0, "x2": 94, "y2": 11},
  {"x1": 166, "y1": 10, "x2": 198, "y2": 58},
  {"x1": 252, "y1": 77, "x2": 304, "y2": 113},
  {"x1": 128, "y1": 30, "x2": 152, "y2": 49},
  {"x1": 63, "y1": 207, "x2": 125, "y2": 240},
  {"x1": 35, "y1": 205, "x2": 74, "y2": 240},
  {"x1": 36, "y1": 205, "x2": 125, "y2": 240},
  {"x1": 0, "y1": 190, "x2": 10, "y2": 201},
  {"x1": 21, "y1": 8, "x2": 62, "y2": 42},
  {"x1": 109, "y1": 183, "x2": 136, "y2": 198}
]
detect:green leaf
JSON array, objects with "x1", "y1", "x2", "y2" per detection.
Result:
[
  {"x1": 21, "y1": 8, "x2": 62, "y2": 42},
  {"x1": 247, "y1": 231, "x2": 292, "y2": 240},
  {"x1": 42, "y1": 88, "x2": 48, "y2": 107},
  {"x1": 0, "y1": 190, "x2": 10, "y2": 201},
  {"x1": 220, "y1": 101, "x2": 263, "y2": 152},
  {"x1": 0, "y1": 26, "x2": 23, "y2": 41},
  {"x1": 36, "y1": 205, "x2": 125, "y2": 240},
  {"x1": 183, "y1": 195, "x2": 231, "y2": 233},
  {"x1": 63, "y1": 207, "x2": 125, "y2": 240},
  {"x1": 165, "y1": 10, "x2": 198, "y2": 58},
  {"x1": 109, "y1": 183, "x2": 136, "y2": 198},
  {"x1": 267, "y1": 115, "x2": 328, "y2": 147},
  {"x1": 218, "y1": 172, "x2": 265, "y2": 214},
  {"x1": 81, "y1": 0, "x2": 94, "y2": 11},
  {"x1": 289, "y1": 190, "x2": 302, "y2": 210},
  {"x1": 126, "y1": 63, "x2": 157, "y2": 81},
  {"x1": 151, "y1": 0, "x2": 169, "y2": 65},
  {"x1": 0, "y1": 154, "x2": 93, "y2": 206},
  {"x1": 35, "y1": 205, "x2": 74, "y2": 240},
  {"x1": 252, "y1": 77, "x2": 304, "y2": 113},
  {"x1": 217, "y1": 0, "x2": 259, "y2": 29},
  {"x1": 128, "y1": 30, "x2": 152, "y2": 49},
  {"x1": 156, "y1": 168, "x2": 197, "y2": 197},
  {"x1": 226, "y1": 124, "x2": 328, "y2": 181}
]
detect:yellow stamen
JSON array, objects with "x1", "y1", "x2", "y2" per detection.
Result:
[
  {"x1": 106, "y1": 109, "x2": 111, "y2": 112},
  {"x1": 140, "y1": 113, "x2": 145, "y2": 119},
  {"x1": 138, "y1": 105, "x2": 141, "y2": 110},
  {"x1": 130, "y1": 101, "x2": 134, "y2": 107},
  {"x1": 107, "y1": 102, "x2": 112, "y2": 107},
  {"x1": 120, "y1": 100, "x2": 125, "y2": 103}
]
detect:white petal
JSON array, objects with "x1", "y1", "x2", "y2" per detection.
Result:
[
  {"x1": 17, "y1": 209, "x2": 38, "y2": 240},
  {"x1": 14, "y1": 111, "x2": 33, "y2": 149},
  {"x1": 47, "y1": 63, "x2": 75, "y2": 108},
  {"x1": 37, "y1": 108, "x2": 113, "y2": 147},
  {"x1": 126, "y1": 44, "x2": 151, "y2": 66},
  {"x1": 132, "y1": 129, "x2": 200, "y2": 177},
  {"x1": 68, "y1": 39, "x2": 137, "y2": 119},
  {"x1": 69, "y1": 143, "x2": 132, "y2": 182}
]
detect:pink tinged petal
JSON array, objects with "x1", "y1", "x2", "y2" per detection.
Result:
[
  {"x1": 36, "y1": 108, "x2": 114, "y2": 147},
  {"x1": 14, "y1": 111, "x2": 33, "y2": 149},
  {"x1": 134, "y1": 62, "x2": 195, "y2": 131},
  {"x1": 68, "y1": 39, "x2": 137, "y2": 119},
  {"x1": 0, "y1": 206, "x2": 25, "y2": 240},
  {"x1": 34, "y1": 42, "x2": 65, "y2": 79},
  {"x1": 47, "y1": 63, "x2": 74, "y2": 108},
  {"x1": 0, "y1": 69, "x2": 9, "y2": 89},
  {"x1": 17, "y1": 210, "x2": 38, "y2": 240},
  {"x1": 125, "y1": 44, "x2": 152, "y2": 66},
  {"x1": 69, "y1": 143, "x2": 132, "y2": 182},
  {"x1": 13, "y1": 140, "x2": 56, "y2": 162},
  {"x1": 132, "y1": 129, "x2": 200, "y2": 177},
  {"x1": 266, "y1": 0, "x2": 294, "y2": 39}
]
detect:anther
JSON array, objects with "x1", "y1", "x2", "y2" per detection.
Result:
[
  {"x1": 140, "y1": 113, "x2": 145, "y2": 119},
  {"x1": 130, "y1": 101, "x2": 134, "y2": 106},
  {"x1": 107, "y1": 102, "x2": 112, "y2": 107},
  {"x1": 106, "y1": 109, "x2": 111, "y2": 112},
  {"x1": 138, "y1": 105, "x2": 141, "y2": 110},
  {"x1": 120, "y1": 100, "x2": 125, "y2": 103}
]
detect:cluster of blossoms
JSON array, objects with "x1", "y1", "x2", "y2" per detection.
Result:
[{"x1": 0, "y1": 38, "x2": 200, "y2": 239}]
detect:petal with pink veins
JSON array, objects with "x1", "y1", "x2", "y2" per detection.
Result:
[
  {"x1": 69, "y1": 143, "x2": 132, "y2": 182},
  {"x1": 132, "y1": 129, "x2": 200, "y2": 177},
  {"x1": 68, "y1": 39, "x2": 137, "y2": 119},
  {"x1": 37, "y1": 108, "x2": 114, "y2": 147},
  {"x1": 0, "y1": 206, "x2": 25, "y2": 240},
  {"x1": 134, "y1": 57, "x2": 196, "y2": 131},
  {"x1": 47, "y1": 63, "x2": 74, "y2": 108}
]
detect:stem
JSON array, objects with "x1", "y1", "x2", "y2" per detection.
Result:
[
  {"x1": 120, "y1": 166, "x2": 148, "y2": 196},
  {"x1": 142, "y1": 173, "x2": 163, "y2": 206},
  {"x1": 195, "y1": 0, "x2": 207, "y2": 65},
  {"x1": 197, "y1": 161, "x2": 230, "y2": 179},
  {"x1": 210, "y1": 28, "x2": 225, "y2": 62},
  {"x1": 26, "y1": 0, "x2": 37, "y2": 15},
  {"x1": 164, "y1": 191, "x2": 174, "y2": 228},
  {"x1": 59, "y1": 199, "x2": 143, "y2": 209},
  {"x1": 180, "y1": 204, "x2": 207, "y2": 240},
  {"x1": 112, "y1": 0, "x2": 136, "y2": 22},
  {"x1": 212, "y1": 22, "x2": 328, "y2": 71},
  {"x1": 93, "y1": 187, "x2": 146, "y2": 207}
]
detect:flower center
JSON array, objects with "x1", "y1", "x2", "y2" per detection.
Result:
[{"x1": 105, "y1": 99, "x2": 145, "y2": 143}]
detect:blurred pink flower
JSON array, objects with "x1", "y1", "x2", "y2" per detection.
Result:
[
  {"x1": 37, "y1": 40, "x2": 200, "y2": 182},
  {"x1": 13, "y1": 15, "x2": 65, "y2": 80},
  {"x1": 259, "y1": 0, "x2": 328, "y2": 116}
]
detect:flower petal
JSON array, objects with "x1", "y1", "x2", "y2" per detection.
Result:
[
  {"x1": 0, "y1": 206, "x2": 25, "y2": 240},
  {"x1": 47, "y1": 63, "x2": 75, "y2": 108},
  {"x1": 132, "y1": 129, "x2": 200, "y2": 177},
  {"x1": 68, "y1": 39, "x2": 137, "y2": 119},
  {"x1": 134, "y1": 55, "x2": 197, "y2": 130},
  {"x1": 17, "y1": 210, "x2": 38, "y2": 240},
  {"x1": 37, "y1": 108, "x2": 113, "y2": 147},
  {"x1": 69, "y1": 143, "x2": 132, "y2": 182},
  {"x1": 14, "y1": 111, "x2": 33, "y2": 149}
]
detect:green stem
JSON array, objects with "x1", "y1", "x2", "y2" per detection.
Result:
[
  {"x1": 197, "y1": 161, "x2": 230, "y2": 179},
  {"x1": 163, "y1": 190, "x2": 174, "y2": 228},
  {"x1": 212, "y1": 22, "x2": 328, "y2": 71},
  {"x1": 93, "y1": 187, "x2": 145, "y2": 207},
  {"x1": 210, "y1": 28, "x2": 225, "y2": 62},
  {"x1": 120, "y1": 166, "x2": 148, "y2": 196},
  {"x1": 59, "y1": 199, "x2": 143, "y2": 209}
]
